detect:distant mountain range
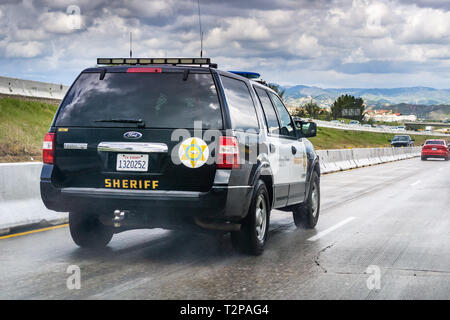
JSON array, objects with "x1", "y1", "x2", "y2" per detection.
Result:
[{"x1": 281, "y1": 85, "x2": 450, "y2": 108}]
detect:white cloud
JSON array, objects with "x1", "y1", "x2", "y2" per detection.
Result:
[
  {"x1": 5, "y1": 41, "x2": 44, "y2": 58},
  {"x1": 205, "y1": 17, "x2": 270, "y2": 48},
  {"x1": 38, "y1": 11, "x2": 84, "y2": 34},
  {"x1": 0, "y1": 0, "x2": 450, "y2": 88},
  {"x1": 399, "y1": 7, "x2": 450, "y2": 44},
  {"x1": 289, "y1": 34, "x2": 321, "y2": 58}
]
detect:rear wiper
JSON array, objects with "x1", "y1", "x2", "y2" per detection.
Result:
[{"x1": 93, "y1": 118, "x2": 145, "y2": 128}]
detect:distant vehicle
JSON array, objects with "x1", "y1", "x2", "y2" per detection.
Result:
[
  {"x1": 396, "y1": 126, "x2": 406, "y2": 131},
  {"x1": 349, "y1": 120, "x2": 360, "y2": 126},
  {"x1": 330, "y1": 120, "x2": 340, "y2": 125},
  {"x1": 389, "y1": 135, "x2": 415, "y2": 147},
  {"x1": 425, "y1": 126, "x2": 433, "y2": 132},
  {"x1": 421, "y1": 139, "x2": 449, "y2": 161},
  {"x1": 362, "y1": 124, "x2": 372, "y2": 128}
]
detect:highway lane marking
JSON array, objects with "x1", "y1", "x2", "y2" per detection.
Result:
[
  {"x1": 410, "y1": 180, "x2": 421, "y2": 186},
  {"x1": 307, "y1": 217, "x2": 356, "y2": 241},
  {"x1": 0, "y1": 224, "x2": 68, "y2": 240}
]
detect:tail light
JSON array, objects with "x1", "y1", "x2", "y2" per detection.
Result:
[
  {"x1": 217, "y1": 136, "x2": 240, "y2": 169},
  {"x1": 423, "y1": 145, "x2": 447, "y2": 151},
  {"x1": 43, "y1": 132, "x2": 55, "y2": 164}
]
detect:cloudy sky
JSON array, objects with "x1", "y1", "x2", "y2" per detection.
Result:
[{"x1": 0, "y1": 0, "x2": 449, "y2": 88}]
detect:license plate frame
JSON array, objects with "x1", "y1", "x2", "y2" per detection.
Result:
[
  {"x1": 432, "y1": 148, "x2": 437, "y2": 151},
  {"x1": 116, "y1": 153, "x2": 149, "y2": 172}
]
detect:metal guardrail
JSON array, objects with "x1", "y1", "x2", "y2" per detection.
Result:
[{"x1": 0, "y1": 76, "x2": 69, "y2": 100}]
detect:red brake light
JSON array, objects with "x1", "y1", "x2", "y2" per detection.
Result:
[
  {"x1": 217, "y1": 136, "x2": 240, "y2": 169},
  {"x1": 127, "y1": 67, "x2": 162, "y2": 73},
  {"x1": 43, "y1": 132, "x2": 55, "y2": 164}
]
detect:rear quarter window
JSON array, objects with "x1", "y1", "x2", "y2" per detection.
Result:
[{"x1": 220, "y1": 76, "x2": 259, "y2": 131}]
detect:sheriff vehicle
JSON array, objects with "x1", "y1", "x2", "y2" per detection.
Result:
[{"x1": 40, "y1": 58, "x2": 320, "y2": 255}]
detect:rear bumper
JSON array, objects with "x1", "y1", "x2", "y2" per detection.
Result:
[
  {"x1": 391, "y1": 143, "x2": 410, "y2": 148},
  {"x1": 421, "y1": 150, "x2": 448, "y2": 158},
  {"x1": 40, "y1": 165, "x2": 254, "y2": 225}
]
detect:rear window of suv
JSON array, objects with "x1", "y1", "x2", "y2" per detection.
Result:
[{"x1": 55, "y1": 72, "x2": 223, "y2": 129}]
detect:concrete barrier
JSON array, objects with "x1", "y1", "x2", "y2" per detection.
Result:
[
  {"x1": 0, "y1": 163, "x2": 67, "y2": 234},
  {"x1": 0, "y1": 146, "x2": 422, "y2": 234},
  {"x1": 316, "y1": 146, "x2": 421, "y2": 174},
  {"x1": 0, "y1": 76, "x2": 69, "y2": 101}
]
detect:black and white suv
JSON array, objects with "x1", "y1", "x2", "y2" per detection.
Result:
[{"x1": 41, "y1": 58, "x2": 320, "y2": 255}]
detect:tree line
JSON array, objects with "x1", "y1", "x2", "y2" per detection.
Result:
[{"x1": 291, "y1": 94, "x2": 365, "y2": 121}]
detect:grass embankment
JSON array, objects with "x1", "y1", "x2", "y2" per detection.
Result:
[
  {"x1": 0, "y1": 97, "x2": 57, "y2": 162},
  {"x1": 0, "y1": 97, "x2": 447, "y2": 162},
  {"x1": 310, "y1": 126, "x2": 445, "y2": 150}
]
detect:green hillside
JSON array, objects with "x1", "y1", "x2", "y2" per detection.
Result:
[{"x1": 0, "y1": 97, "x2": 57, "y2": 162}]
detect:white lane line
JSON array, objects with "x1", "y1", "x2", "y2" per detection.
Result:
[
  {"x1": 410, "y1": 179, "x2": 421, "y2": 186},
  {"x1": 307, "y1": 217, "x2": 356, "y2": 241}
]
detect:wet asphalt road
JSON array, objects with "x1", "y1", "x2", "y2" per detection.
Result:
[{"x1": 1, "y1": 157, "x2": 449, "y2": 299}]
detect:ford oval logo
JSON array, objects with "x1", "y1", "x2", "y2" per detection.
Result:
[{"x1": 123, "y1": 131, "x2": 142, "y2": 139}]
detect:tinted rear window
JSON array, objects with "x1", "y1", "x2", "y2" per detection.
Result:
[
  {"x1": 55, "y1": 72, "x2": 222, "y2": 129},
  {"x1": 425, "y1": 140, "x2": 445, "y2": 145},
  {"x1": 393, "y1": 136, "x2": 410, "y2": 141}
]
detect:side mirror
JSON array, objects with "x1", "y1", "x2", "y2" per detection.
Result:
[
  {"x1": 411, "y1": 139, "x2": 415, "y2": 142},
  {"x1": 299, "y1": 121, "x2": 317, "y2": 138}
]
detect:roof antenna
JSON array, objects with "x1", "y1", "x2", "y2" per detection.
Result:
[
  {"x1": 129, "y1": 32, "x2": 132, "y2": 58},
  {"x1": 197, "y1": 0, "x2": 203, "y2": 58}
]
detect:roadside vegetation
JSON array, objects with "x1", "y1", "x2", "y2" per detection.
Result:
[
  {"x1": 0, "y1": 97, "x2": 446, "y2": 162},
  {"x1": 310, "y1": 126, "x2": 445, "y2": 150},
  {"x1": 0, "y1": 97, "x2": 57, "y2": 162}
]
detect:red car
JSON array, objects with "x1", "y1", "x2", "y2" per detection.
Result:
[{"x1": 421, "y1": 139, "x2": 449, "y2": 161}]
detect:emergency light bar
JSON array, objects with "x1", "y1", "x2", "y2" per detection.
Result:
[
  {"x1": 228, "y1": 71, "x2": 261, "y2": 79},
  {"x1": 97, "y1": 58, "x2": 216, "y2": 67}
]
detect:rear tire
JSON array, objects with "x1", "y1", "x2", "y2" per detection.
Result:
[
  {"x1": 231, "y1": 180, "x2": 270, "y2": 255},
  {"x1": 69, "y1": 212, "x2": 113, "y2": 248},
  {"x1": 293, "y1": 171, "x2": 320, "y2": 229},
  {"x1": 421, "y1": 156, "x2": 427, "y2": 161}
]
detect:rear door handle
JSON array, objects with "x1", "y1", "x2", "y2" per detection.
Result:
[
  {"x1": 269, "y1": 143, "x2": 276, "y2": 153},
  {"x1": 291, "y1": 146, "x2": 297, "y2": 155}
]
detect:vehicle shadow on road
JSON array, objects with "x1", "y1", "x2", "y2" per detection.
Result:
[{"x1": 68, "y1": 230, "x2": 241, "y2": 264}]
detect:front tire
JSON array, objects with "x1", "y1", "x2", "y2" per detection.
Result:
[
  {"x1": 231, "y1": 180, "x2": 270, "y2": 255},
  {"x1": 69, "y1": 212, "x2": 114, "y2": 249},
  {"x1": 293, "y1": 171, "x2": 320, "y2": 229}
]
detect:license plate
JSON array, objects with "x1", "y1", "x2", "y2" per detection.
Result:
[
  {"x1": 116, "y1": 154, "x2": 148, "y2": 172},
  {"x1": 432, "y1": 148, "x2": 437, "y2": 151}
]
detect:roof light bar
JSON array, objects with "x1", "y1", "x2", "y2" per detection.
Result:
[{"x1": 97, "y1": 58, "x2": 216, "y2": 67}]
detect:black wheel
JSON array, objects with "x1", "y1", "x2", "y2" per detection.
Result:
[
  {"x1": 293, "y1": 171, "x2": 320, "y2": 229},
  {"x1": 231, "y1": 180, "x2": 270, "y2": 255},
  {"x1": 69, "y1": 212, "x2": 114, "y2": 248},
  {"x1": 421, "y1": 156, "x2": 427, "y2": 161}
]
